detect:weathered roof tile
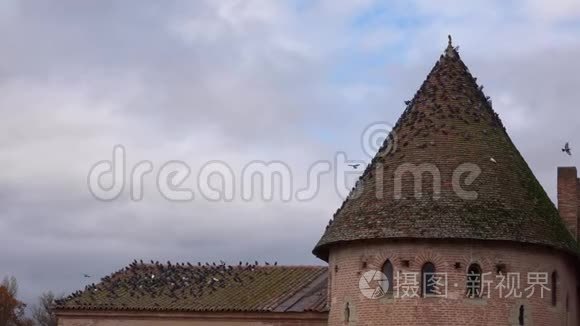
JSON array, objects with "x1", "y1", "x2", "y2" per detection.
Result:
[{"x1": 55, "y1": 261, "x2": 328, "y2": 313}]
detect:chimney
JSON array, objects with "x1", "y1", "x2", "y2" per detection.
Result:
[{"x1": 557, "y1": 167, "x2": 579, "y2": 239}]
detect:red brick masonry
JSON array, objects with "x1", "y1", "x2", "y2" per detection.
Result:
[{"x1": 327, "y1": 240, "x2": 578, "y2": 326}]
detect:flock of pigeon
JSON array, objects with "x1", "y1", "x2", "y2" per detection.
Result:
[
  {"x1": 328, "y1": 44, "x2": 574, "y2": 237},
  {"x1": 59, "y1": 260, "x2": 279, "y2": 307}
]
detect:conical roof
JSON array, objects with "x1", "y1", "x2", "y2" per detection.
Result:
[{"x1": 313, "y1": 38, "x2": 578, "y2": 261}]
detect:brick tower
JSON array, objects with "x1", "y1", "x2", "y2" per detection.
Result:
[{"x1": 313, "y1": 38, "x2": 579, "y2": 325}]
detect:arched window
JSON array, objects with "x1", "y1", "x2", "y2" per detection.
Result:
[
  {"x1": 344, "y1": 302, "x2": 350, "y2": 322},
  {"x1": 382, "y1": 260, "x2": 394, "y2": 295},
  {"x1": 552, "y1": 271, "x2": 558, "y2": 306},
  {"x1": 466, "y1": 263, "x2": 482, "y2": 298},
  {"x1": 421, "y1": 262, "x2": 436, "y2": 297}
]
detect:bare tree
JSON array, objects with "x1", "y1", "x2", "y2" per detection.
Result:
[
  {"x1": 0, "y1": 276, "x2": 33, "y2": 326},
  {"x1": 32, "y1": 291, "x2": 63, "y2": 326},
  {"x1": 1, "y1": 276, "x2": 18, "y2": 297}
]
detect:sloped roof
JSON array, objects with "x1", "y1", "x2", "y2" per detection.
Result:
[
  {"x1": 313, "y1": 38, "x2": 578, "y2": 261},
  {"x1": 55, "y1": 261, "x2": 327, "y2": 313}
]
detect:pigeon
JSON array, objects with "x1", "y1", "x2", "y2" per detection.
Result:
[
  {"x1": 348, "y1": 164, "x2": 361, "y2": 169},
  {"x1": 562, "y1": 142, "x2": 572, "y2": 156}
]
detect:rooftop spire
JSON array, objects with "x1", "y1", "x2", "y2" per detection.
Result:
[{"x1": 312, "y1": 41, "x2": 577, "y2": 261}]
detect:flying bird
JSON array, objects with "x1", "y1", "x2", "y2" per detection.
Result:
[
  {"x1": 562, "y1": 142, "x2": 572, "y2": 156},
  {"x1": 83, "y1": 274, "x2": 91, "y2": 278},
  {"x1": 404, "y1": 100, "x2": 411, "y2": 105},
  {"x1": 348, "y1": 164, "x2": 361, "y2": 169},
  {"x1": 490, "y1": 157, "x2": 497, "y2": 163}
]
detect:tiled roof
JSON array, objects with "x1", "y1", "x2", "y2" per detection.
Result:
[
  {"x1": 313, "y1": 38, "x2": 578, "y2": 261},
  {"x1": 55, "y1": 261, "x2": 328, "y2": 313}
]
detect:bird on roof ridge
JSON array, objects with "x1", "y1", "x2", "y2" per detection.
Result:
[{"x1": 445, "y1": 34, "x2": 456, "y2": 58}]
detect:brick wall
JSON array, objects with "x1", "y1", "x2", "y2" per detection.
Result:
[
  {"x1": 57, "y1": 311, "x2": 328, "y2": 326},
  {"x1": 558, "y1": 167, "x2": 579, "y2": 239},
  {"x1": 327, "y1": 240, "x2": 578, "y2": 326}
]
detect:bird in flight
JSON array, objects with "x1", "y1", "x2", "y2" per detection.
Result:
[
  {"x1": 562, "y1": 142, "x2": 572, "y2": 156},
  {"x1": 83, "y1": 274, "x2": 91, "y2": 278},
  {"x1": 348, "y1": 164, "x2": 361, "y2": 169}
]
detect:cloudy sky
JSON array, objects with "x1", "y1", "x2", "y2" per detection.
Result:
[{"x1": 1, "y1": 0, "x2": 580, "y2": 306}]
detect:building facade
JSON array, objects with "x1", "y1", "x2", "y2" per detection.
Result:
[
  {"x1": 55, "y1": 265, "x2": 328, "y2": 326},
  {"x1": 313, "y1": 39, "x2": 580, "y2": 326}
]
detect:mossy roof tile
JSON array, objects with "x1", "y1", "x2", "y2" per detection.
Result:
[{"x1": 56, "y1": 261, "x2": 328, "y2": 313}]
